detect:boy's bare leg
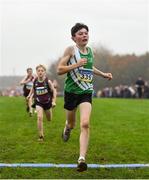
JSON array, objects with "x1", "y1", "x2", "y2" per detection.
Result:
[
  {"x1": 77, "y1": 102, "x2": 91, "y2": 172},
  {"x1": 45, "y1": 109, "x2": 52, "y2": 121},
  {"x1": 36, "y1": 105, "x2": 44, "y2": 139},
  {"x1": 62, "y1": 108, "x2": 77, "y2": 142},
  {"x1": 66, "y1": 108, "x2": 77, "y2": 128},
  {"x1": 28, "y1": 97, "x2": 33, "y2": 116}
]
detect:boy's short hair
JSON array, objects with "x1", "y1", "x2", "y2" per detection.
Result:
[
  {"x1": 71, "y1": 23, "x2": 89, "y2": 37},
  {"x1": 36, "y1": 64, "x2": 46, "y2": 71},
  {"x1": 26, "y1": 68, "x2": 32, "y2": 72}
]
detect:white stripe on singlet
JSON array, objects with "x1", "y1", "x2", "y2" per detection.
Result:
[{"x1": 68, "y1": 46, "x2": 93, "y2": 91}]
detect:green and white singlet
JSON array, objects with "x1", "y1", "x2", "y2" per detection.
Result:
[{"x1": 64, "y1": 46, "x2": 94, "y2": 94}]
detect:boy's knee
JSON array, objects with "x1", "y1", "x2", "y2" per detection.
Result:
[
  {"x1": 81, "y1": 122, "x2": 89, "y2": 129},
  {"x1": 38, "y1": 115, "x2": 43, "y2": 121}
]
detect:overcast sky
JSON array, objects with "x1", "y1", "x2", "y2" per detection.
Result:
[{"x1": 0, "y1": 0, "x2": 148, "y2": 76}]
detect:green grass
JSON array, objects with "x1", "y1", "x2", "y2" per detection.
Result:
[{"x1": 0, "y1": 97, "x2": 149, "y2": 178}]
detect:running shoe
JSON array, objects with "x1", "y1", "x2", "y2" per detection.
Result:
[
  {"x1": 77, "y1": 158, "x2": 87, "y2": 172},
  {"x1": 62, "y1": 126, "x2": 71, "y2": 142},
  {"x1": 38, "y1": 135, "x2": 44, "y2": 142}
]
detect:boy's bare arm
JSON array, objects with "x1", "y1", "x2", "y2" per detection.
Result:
[
  {"x1": 57, "y1": 46, "x2": 87, "y2": 75},
  {"x1": 48, "y1": 80, "x2": 56, "y2": 107},
  {"x1": 20, "y1": 76, "x2": 32, "y2": 85},
  {"x1": 20, "y1": 76, "x2": 28, "y2": 85},
  {"x1": 26, "y1": 87, "x2": 34, "y2": 100},
  {"x1": 93, "y1": 66, "x2": 113, "y2": 80}
]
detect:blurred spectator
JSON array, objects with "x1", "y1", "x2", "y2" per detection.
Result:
[
  {"x1": 144, "y1": 81, "x2": 149, "y2": 98},
  {"x1": 96, "y1": 84, "x2": 136, "y2": 99},
  {"x1": 135, "y1": 76, "x2": 145, "y2": 98},
  {"x1": 128, "y1": 85, "x2": 136, "y2": 98}
]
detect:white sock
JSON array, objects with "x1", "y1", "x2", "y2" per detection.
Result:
[
  {"x1": 78, "y1": 156, "x2": 85, "y2": 162},
  {"x1": 65, "y1": 120, "x2": 69, "y2": 128}
]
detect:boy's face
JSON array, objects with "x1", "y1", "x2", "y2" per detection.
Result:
[
  {"x1": 27, "y1": 69, "x2": 33, "y2": 76},
  {"x1": 72, "y1": 28, "x2": 89, "y2": 46},
  {"x1": 36, "y1": 67, "x2": 46, "y2": 78}
]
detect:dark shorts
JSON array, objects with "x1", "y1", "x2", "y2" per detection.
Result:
[
  {"x1": 23, "y1": 91, "x2": 30, "y2": 98},
  {"x1": 36, "y1": 101, "x2": 52, "y2": 110},
  {"x1": 64, "y1": 91, "x2": 92, "y2": 111}
]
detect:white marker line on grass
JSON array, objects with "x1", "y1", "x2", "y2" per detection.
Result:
[{"x1": 0, "y1": 163, "x2": 149, "y2": 168}]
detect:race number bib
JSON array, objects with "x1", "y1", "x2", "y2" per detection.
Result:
[
  {"x1": 77, "y1": 68, "x2": 93, "y2": 82},
  {"x1": 36, "y1": 87, "x2": 48, "y2": 95},
  {"x1": 26, "y1": 82, "x2": 33, "y2": 90}
]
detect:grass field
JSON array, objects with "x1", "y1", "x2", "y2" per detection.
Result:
[{"x1": 0, "y1": 97, "x2": 149, "y2": 178}]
